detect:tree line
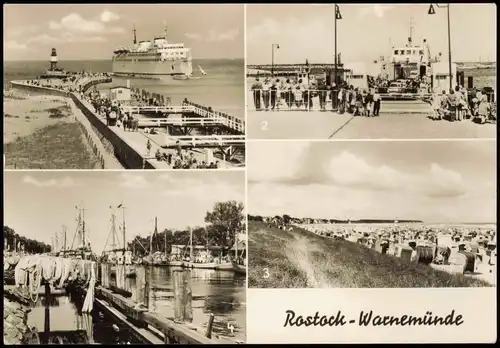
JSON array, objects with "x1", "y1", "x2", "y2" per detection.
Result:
[
  {"x1": 247, "y1": 214, "x2": 423, "y2": 224},
  {"x1": 4, "y1": 226, "x2": 52, "y2": 254},
  {"x1": 128, "y1": 201, "x2": 245, "y2": 257}
]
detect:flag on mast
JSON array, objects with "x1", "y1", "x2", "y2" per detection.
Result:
[{"x1": 117, "y1": 203, "x2": 123, "y2": 208}]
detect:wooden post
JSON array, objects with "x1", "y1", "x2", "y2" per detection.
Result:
[
  {"x1": 183, "y1": 270, "x2": 193, "y2": 323},
  {"x1": 205, "y1": 313, "x2": 215, "y2": 338},
  {"x1": 135, "y1": 265, "x2": 145, "y2": 305},
  {"x1": 173, "y1": 270, "x2": 193, "y2": 323},
  {"x1": 44, "y1": 282, "x2": 50, "y2": 343},
  {"x1": 144, "y1": 265, "x2": 150, "y2": 309}
]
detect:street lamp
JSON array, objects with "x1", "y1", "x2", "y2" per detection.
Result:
[
  {"x1": 334, "y1": 4, "x2": 342, "y2": 108},
  {"x1": 428, "y1": 3, "x2": 453, "y2": 90},
  {"x1": 271, "y1": 43, "x2": 280, "y2": 77}
]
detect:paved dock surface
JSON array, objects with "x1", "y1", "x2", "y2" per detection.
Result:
[{"x1": 247, "y1": 104, "x2": 496, "y2": 139}]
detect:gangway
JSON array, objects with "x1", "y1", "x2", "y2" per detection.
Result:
[{"x1": 161, "y1": 135, "x2": 245, "y2": 161}]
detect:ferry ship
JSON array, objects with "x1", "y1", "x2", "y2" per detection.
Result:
[{"x1": 112, "y1": 25, "x2": 193, "y2": 77}]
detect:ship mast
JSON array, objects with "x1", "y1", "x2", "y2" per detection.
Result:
[
  {"x1": 408, "y1": 16, "x2": 414, "y2": 47},
  {"x1": 120, "y1": 203, "x2": 126, "y2": 252},
  {"x1": 133, "y1": 25, "x2": 137, "y2": 45},
  {"x1": 189, "y1": 227, "x2": 193, "y2": 261}
]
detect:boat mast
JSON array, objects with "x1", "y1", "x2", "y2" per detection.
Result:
[
  {"x1": 62, "y1": 225, "x2": 67, "y2": 255},
  {"x1": 120, "y1": 203, "x2": 126, "y2": 252},
  {"x1": 235, "y1": 230, "x2": 238, "y2": 261},
  {"x1": 151, "y1": 217, "x2": 157, "y2": 255},
  {"x1": 133, "y1": 25, "x2": 137, "y2": 45},
  {"x1": 189, "y1": 227, "x2": 193, "y2": 261},
  {"x1": 111, "y1": 211, "x2": 117, "y2": 251},
  {"x1": 164, "y1": 230, "x2": 167, "y2": 256}
]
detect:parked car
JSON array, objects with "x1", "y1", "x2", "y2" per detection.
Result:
[{"x1": 388, "y1": 82, "x2": 404, "y2": 94}]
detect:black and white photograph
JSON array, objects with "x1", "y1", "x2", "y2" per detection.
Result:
[
  {"x1": 246, "y1": 3, "x2": 496, "y2": 139},
  {"x1": 247, "y1": 141, "x2": 496, "y2": 288},
  {"x1": 3, "y1": 171, "x2": 247, "y2": 344},
  {"x1": 4, "y1": 4, "x2": 245, "y2": 169}
]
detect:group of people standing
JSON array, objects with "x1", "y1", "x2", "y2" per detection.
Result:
[
  {"x1": 430, "y1": 85, "x2": 495, "y2": 124},
  {"x1": 250, "y1": 77, "x2": 383, "y2": 116}
]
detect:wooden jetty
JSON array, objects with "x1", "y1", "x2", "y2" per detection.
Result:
[{"x1": 84, "y1": 263, "x2": 235, "y2": 344}]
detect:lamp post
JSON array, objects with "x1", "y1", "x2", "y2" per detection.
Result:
[
  {"x1": 334, "y1": 4, "x2": 342, "y2": 110},
  {"x1": 271, "y1": 43, "x2": 280, "y2": 77},
  {"x1": 428, "y1": 3, "x2": 453, "y2": 90},
  {"x1": 334, "y1": 4, "x2": 342, "y2": 87}
]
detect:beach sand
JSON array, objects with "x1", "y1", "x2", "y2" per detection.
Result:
[{"x1": 3, "y1": 90, "x2": 100, "y2": 169}]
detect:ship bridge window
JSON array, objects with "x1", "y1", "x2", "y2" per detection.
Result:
[
  {"x1": 351, "y1": 74, "x2": 364, "y2": 79},
  {"x1": 419, "y1": 50, "x2": 424, "y2": 55},
  {"x1": 394, "y1": 50, "x2": 399, "y2": 55},
  {"x1": 406, "y1": 50, "x2": 412, "y2": 55},
  {"x1": 436, "y1": 75, "x2": 447, "y2": 80}
]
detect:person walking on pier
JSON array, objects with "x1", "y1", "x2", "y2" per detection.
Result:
[
  {"x1": 251, "y1": 77, "x2": 262, "y2": 111},
  {"x1": 373, "y1": 90, "x2": 381, "y2": 116},
  {"x1": 270, "y1": 79, "x2": 278, "y2": 111},
  {"x1": 318, "y1": 80, "x2": 328, "y2": 111},
  {"x1": 365, "y1": 89, "x2": 374, "y2": 117},
  {"x1": 146, "y1": 139, "x2": 152, "y2": 157},
  {"x1": 262, "y1": 78, "x2": 271, "y2": 110}
]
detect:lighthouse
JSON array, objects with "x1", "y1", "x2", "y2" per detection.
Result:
[{"x1": 50, "y1": 48, "x2": 58, "y2": 71}]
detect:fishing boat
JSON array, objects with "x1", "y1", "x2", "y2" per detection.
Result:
[
  {"x1": 103, "y1": 204, "x2": 136, "y2": 278},
  {"x1": 199, "y1": 65, "x2": 207, "y2": 76},
  {"x1": 182, "y1": 228, "x2": 222, "y2": 269},
  {"x1": 214, "y1": 232, "x2": 247, "y2": 275}
]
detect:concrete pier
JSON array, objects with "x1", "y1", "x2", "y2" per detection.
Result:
[{"x1": 10, "y1": 78, "x2": 245, "y2": 169}]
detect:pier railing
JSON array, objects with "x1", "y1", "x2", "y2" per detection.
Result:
[
  {"x1": 98, "y1": 263, "x2": 217, "y2": 344},
  {"x1": 247, "y1": 88, "x2": 434, "y2": 112},
  {"x1": 183, "y1": 100, "x2": 245, "y2": 134}
]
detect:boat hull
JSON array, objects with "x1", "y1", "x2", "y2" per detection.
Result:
[
  {"x1": 215, "y1": 262, "x2": 247, "y2": 274},
  {"x1": 112, "y1": 58, "x2": 193, "y2": 76},
  {"x1": 183, "y1": 262, "x2": 218, "y2": 269}
]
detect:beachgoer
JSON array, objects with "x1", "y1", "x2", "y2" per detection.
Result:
[
  {"x1": 365, "y1": 89, "x2": 374, "y2": 117},
  {"x1": 262, "y1": 78, "x2": 271, "y2": 110},
  {"x1": 270, "y1": 80, "x2": 278, "y2": 111},
  {"x1": 251, "y1": 78, "x2": 262, "y2": 110},
  {"x1": 146, "y1": 140, "x2": 152, "y2": 157},
  {"x1": 373, "y1": 90, "x2": 381, "y2": 116}
]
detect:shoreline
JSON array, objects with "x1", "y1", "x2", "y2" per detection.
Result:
[
  {"x1": 8, "y1": 78, "x2": 244, "y2": 169},
  {"x1": 3, "y1": 91, "x2": 103, "y2": 169}
]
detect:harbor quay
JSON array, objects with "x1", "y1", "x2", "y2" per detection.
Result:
[
  {"x1": 10, "y1": 77, "x2": 245, "y2": 169},
  {"x1": 4, "y1": 253, "x2": 238, "y2": 344}
]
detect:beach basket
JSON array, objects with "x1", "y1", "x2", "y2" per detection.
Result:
[
  {"x1": 399, "y1": 247, "x2": 413, "y2": 264},
  {"x1": 459, "y1": 251, "x2": 476, "y2": 273},
  {"x1": 416, "y1": 246, "x2": 434, "y2": 265}
]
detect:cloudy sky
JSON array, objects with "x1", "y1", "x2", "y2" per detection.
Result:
[
  {"x1": 4, "y1": 4, "x2": 244, "y2": 61},
  {"x1": 248, "y1": 141, "x2": 496, "y2": 223},
  {"x1": 4, "y1": 171, "x2": 245, "y2": 253},
  {"x1": 246, "y1": 3, "x2": 496, "y2": 64}
]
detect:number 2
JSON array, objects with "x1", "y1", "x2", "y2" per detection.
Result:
[
  {"x1": 261, "y1": 120, "x2": 268, "y2": 131},
  {"x1": 263, "y1": 268, "x2": 270, "y2": 279}
]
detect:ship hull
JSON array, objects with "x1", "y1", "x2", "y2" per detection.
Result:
[{"x1": 112, "y1": 58, "x2": 193, "y2": 76}]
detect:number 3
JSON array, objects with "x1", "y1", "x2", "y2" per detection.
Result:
[
  {"x1": 261, "y1": 120, "x2": 268, "y2": 131},
  {"x1": 263, "y1": 268, "x2": 270, "y2": 279}
]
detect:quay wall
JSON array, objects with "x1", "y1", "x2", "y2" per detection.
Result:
[{"x1": 9, "y1": 79, "x2": 157, "y2": 169}]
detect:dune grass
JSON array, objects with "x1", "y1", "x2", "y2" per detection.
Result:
[
  {"x1": 248, "y1": 221, "x2": 492, "y2": 288},
  {"x1": 4, "y1": 122, "x2": 100, "y2": 169}
]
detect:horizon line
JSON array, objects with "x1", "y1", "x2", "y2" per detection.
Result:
[{"x1": 4, "y1": 57, "x2": 244, "y2": 62}]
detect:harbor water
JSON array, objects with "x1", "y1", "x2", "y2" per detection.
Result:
[
  {"x1": 113, "y1": 266, "x2": 246, "y2": 343},
  {"x1": 3, "y1": 59, "x2": 245, "y2": 120},
  {"x1": 27, "y1": 293, "x2": 144, "y2": 344}
]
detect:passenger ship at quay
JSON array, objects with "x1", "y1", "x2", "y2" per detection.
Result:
[{"x1": 112, "y1": 25, "x2": 193, "y2": 77}]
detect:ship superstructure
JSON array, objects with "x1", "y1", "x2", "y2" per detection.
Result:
[{"x1": 112, "y1": 25, "x2": 193, "y2": 77}]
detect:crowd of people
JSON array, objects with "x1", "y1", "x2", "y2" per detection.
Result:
[
  {"x1": 430, "y1": 85, "x2": 496, "y2": 124},
  {"x1": 250, "y1": 76, "x2": 383, "y2": 116}
]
